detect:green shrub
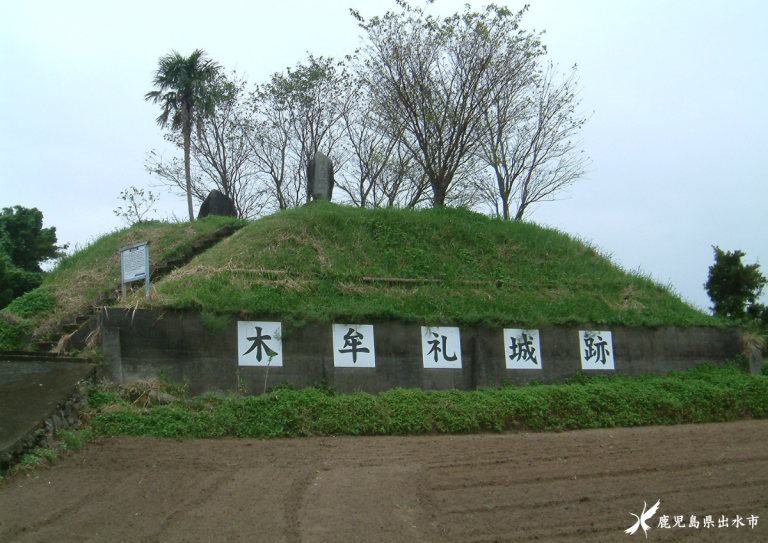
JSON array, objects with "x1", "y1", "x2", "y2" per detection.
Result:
[
  {"x1": 705, "y1": 246, "x2": 766, "y2": 320},
  {"x1": 0, "y1": 314, "x2": 31, "y2": 350},
  {"x1": 158, "y1": 369, "x2": 189, "y2": 399},
  {"x1": 4, "y1": 287, "x2": 58, "y2": 317}
]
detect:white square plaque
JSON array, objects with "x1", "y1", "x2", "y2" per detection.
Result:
[
  {"x1": 579, "y1": 330, "x2": 614, "y2": 370},
  {"x1": 238, "y1": 321, "x2": 283, "y2": 367},
  {"x1": 504, "y1": 329, "x2": 543, "y2": 369},
  {"x1": 421, "y1": 326, "x2": 462, "y2": 369},
  {"x1": 332, "y1": 324, "x2": 375, "y2": 367}
]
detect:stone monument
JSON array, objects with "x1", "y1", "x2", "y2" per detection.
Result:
[
  {"x1": 307, "y1": 152, "x2": 334, "y2": 202},
  {"x1": 197, "y1": 189, "x2": 237, "y2": 219}
]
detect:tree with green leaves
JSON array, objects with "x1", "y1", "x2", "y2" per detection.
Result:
[
  {"x1": 705, "y1": 246, "x2": 766, "y2": 320},
  {"x1": 249, "y1": 54, "x2": 352, "y2": 210},
  {"x1": 0, "y1": 256, "x2": 21, "y2": 310},
  {"x1": 113, "y1": 187, "x2": 161, "y2": 225},
  {"x1": 477, "y1": 62, "x2": 590, "y2": 220},
  {"x1": 0, "y1": 206, "x2": 66, "y2": 309},
  {"x1": 353, "y1": 2, "x2": 544, "y2": 207},
  {"x1": 145, "y1": 49, "x2": 221, "y2": 221}
]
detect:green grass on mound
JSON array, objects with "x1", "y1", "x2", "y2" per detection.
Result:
[
  {"x1": 89, "y1": 363, "x2": 768, "y2": 439},
  {"x1": 151, "y1": 202, "x2": 719, "y2": 327},
  {"x1": 0, "y1": 216, "x2": 244, "y2": 343},
  {"x1": 0, "y1": 202, "x2": 723, "y2": 350}
]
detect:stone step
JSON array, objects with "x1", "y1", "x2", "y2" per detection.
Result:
[
  {"x1": 60, "y1": 323, "x2": 81, "y2": 334},
  {"x1": 74, "y1": 315, "x2": 91, "y2": 325},
  {"x1": 0, "y1": 350, "x2": 89, "y2": 364},
  {"x1": 31, "y1": 342, "x2": 56, "y2": 352},
  {"x1": 158, "y1": 226, "x2": 242, "y2": 270},
  {"x1": 219, "y1": 225, "x2": 243, "y2": 234},
  {"x1": 0, "y1": 350, "x2": 47, "y2": 357}
]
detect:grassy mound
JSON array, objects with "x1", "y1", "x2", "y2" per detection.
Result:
[
  {"x1": 1, "y1": 202, "x2": 722, "y2": 350},
  {"x1": 0, "y1": 216, "x2": 244, "y2": 346},
  {"x1": 150, "y1": 202, "x2": 718, "y2": 327},
  {"x1": 88, "y1": 364, "x2": 768, "y2": 438}
]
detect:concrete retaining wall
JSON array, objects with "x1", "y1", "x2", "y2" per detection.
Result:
[{"x1": 88, "y1": 308, "x2": 744, "y2": 396}]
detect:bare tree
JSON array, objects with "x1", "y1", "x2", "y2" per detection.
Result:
[
  {"x1": 246, "y1": 84, "x2": 303, "y2": 211},
  {"x1": 335, "y1": 79, "x2": 400, "y2": 207},
  {"x1": 478, "y1": 63, "x2": 590, "y2": 220},
  {"x1": 374, "y1": 142, "x2": 431, "y2": 208},
  {"x1": 353, "y1": 2, "x2": 543, "y2": 207},
  {"x1": 144, "y1": 8, "x2": 587, "y2": 221},
  {"x1": 192, "y1": 74, "x2": 269, "y2": 218},
  {"x1": 146, "y1": 149, "x2": 209, "y2": 205}
]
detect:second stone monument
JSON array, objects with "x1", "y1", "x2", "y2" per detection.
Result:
[{"x1": 307, "y1": 152, "x2": 335, "y2": 202}]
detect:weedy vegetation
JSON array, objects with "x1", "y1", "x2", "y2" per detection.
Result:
[
  {"x1": 88, "y1": 363, "x2": 767, "y2": 439},
  {"x1": 57, "y1": 429, "x2": 92, "y2": 451},
  {"x1": 1, "y1": 429, "x2": 93, "y2": 479}
]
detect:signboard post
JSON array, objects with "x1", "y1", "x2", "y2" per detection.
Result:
[{"x1": 118, "y1": 241, "x2": 150, "y2": 300}]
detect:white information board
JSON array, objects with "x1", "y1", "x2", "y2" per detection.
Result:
[
  {"x1": 579, "y1": 330, "x2": 615, "y2": 370},
  {"x1": 238, "y1": 321, "x2": 283, "y2": 366},
  {"x1": 421, "y1": 326, "x2": 462, "y2": 369},
  {"x1": 504, "y1": 328, "x2": 543, "y2": 369},
  {"x1": 121, "y1": 243, "x2": 148, "y2": 283},
  {"x1": 333, "y1": 324, "x2": 375, "y2": 367}
]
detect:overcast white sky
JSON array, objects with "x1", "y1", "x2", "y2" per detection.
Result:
[{"x1": 1, "y1": 0, "x2": 766, "y2": 311}]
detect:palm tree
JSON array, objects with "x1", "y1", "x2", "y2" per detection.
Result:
[{"x1": 145, "y1": 49, "x2": 221, "y2": 220}]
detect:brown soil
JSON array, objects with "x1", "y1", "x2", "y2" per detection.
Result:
[{"x1": 1, "y1": 420, "x2": 766, "y2": 542}]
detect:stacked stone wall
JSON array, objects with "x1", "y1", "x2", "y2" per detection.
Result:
[{"x1": 0, "y1": 382, "x2": 89, "y2": 470}]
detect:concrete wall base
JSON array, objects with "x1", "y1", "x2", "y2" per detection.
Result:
[{"x1": 93, "y1": 308, "x2": 745, "y2": 396}]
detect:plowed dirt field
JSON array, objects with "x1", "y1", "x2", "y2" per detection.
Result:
[{"x1": 1, "y1": 420, "x2": 766, "y2": 542}]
